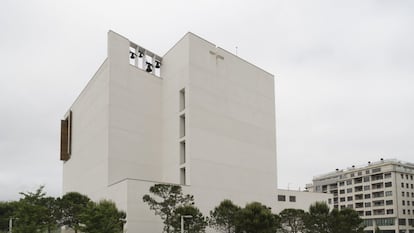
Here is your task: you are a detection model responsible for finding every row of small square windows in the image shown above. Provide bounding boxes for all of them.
[277,195,296,202]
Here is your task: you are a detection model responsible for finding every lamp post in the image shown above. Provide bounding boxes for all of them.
[180,215,193,233]
[9,217,17,233]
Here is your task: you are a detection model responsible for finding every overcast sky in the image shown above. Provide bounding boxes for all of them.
[1,0,413,200]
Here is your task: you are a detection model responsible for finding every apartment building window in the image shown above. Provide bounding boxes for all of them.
[347,204,353,209]
[340,197,345,202]
[364,185,370,191]
[365,194,371,199]
[373,200,384,207]
[289,196,296,202]
[403,200,405,206]
[411,184,413,189]
[278,195,286,202]
[403,209,406,215]
[358,171,362,176]
[346,179,352,185]
[372,174,383,181]
[347,188,353,193]
[384,172,392,179]
[363,176,370,182]
[407,183,409,188]
[402,183,405,188]
[399,218,406,226]
[339,181,344,186]
[355,186,363,192]
[339,189,345,194]
[365,202,371,207]
[373,209,385,215]
[402,174,405,179]
[373,191,384,198]
[386,209,394,214]
[376,218,394,226]
[385,182,392,187]
[347,196,353,201]
[372,168,381,173]
[403,192,405,197]
[385,191,393,197]
[365,211,372,216]
[386,200,393,205]
[355,194,363,200]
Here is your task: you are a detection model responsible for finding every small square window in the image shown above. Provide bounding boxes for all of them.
[289,196,296,202]
[278,195,286,202]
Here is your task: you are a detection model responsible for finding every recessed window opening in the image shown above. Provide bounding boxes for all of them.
[179,88,185,111]
[180,167,186,185]
[180,141,186,164]
[180,114,186,138]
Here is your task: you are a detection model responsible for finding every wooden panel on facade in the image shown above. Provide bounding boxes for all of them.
[60,119,69,161]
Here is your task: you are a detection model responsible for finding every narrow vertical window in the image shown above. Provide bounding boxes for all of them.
[179,88,185,111]
[180,141,186,164]
[180,168,186,185]
[180,114,186,138]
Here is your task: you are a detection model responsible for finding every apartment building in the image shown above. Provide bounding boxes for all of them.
[307,159,414,233]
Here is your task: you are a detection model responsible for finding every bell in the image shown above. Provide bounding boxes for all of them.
[138,52,143,58]
[146,62,153,72]
[155,61,161,69]
[130,52,137,59]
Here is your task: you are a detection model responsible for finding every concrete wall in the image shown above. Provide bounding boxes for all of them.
[62,58,110,200]
[107,31,163,185]
[275,189,333,213]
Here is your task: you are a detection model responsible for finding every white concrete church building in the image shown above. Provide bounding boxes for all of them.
[60,31,330,232]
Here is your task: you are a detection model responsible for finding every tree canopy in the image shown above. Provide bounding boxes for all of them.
[143,184,203,233]
[170,205,207,233]
[0,186,125,233]
[235,202,277,233]
[59,192,91,233]
[279,208,306,233]
[209,199,241,233]
[79,200,126,233]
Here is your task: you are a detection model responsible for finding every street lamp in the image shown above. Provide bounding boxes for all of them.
[9,217,18,233]
[180,215,193,233]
